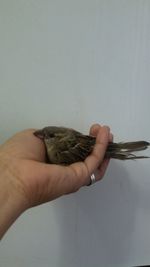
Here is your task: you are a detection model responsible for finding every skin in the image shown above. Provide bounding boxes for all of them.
[0,124,112,239]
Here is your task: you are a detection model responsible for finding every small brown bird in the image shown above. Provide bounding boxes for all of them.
[34,126,150,165]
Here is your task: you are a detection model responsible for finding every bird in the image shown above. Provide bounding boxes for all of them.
[34,126,150,165]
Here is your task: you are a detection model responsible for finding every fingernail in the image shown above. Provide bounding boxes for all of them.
[103,125,110,131]
[109,133,113,142]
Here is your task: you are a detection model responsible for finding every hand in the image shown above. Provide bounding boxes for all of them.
[0,124,112,238]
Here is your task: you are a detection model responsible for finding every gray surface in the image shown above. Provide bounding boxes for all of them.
[0,1,150,266]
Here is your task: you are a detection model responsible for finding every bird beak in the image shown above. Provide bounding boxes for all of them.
[34,129,45,139]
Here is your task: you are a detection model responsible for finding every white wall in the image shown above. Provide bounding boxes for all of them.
[0,1,150,266]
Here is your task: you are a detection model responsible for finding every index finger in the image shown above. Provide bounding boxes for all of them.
[84,126,110,176]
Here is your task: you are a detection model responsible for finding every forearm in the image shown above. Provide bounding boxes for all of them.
[0,156,27,239]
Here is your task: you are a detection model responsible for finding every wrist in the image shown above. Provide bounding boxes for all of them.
[0,154,28,239]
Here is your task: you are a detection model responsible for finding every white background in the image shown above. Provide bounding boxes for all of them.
[0,1,150,266]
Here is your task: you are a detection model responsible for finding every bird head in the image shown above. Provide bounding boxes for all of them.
[34,126,71,140]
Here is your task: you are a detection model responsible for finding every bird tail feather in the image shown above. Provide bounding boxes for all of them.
[106,141,150,160]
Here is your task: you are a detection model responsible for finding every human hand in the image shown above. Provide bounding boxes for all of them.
[0,124,112,238]
[0,124,112,207]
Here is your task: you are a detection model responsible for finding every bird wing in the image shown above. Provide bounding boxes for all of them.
[58,135,95,165]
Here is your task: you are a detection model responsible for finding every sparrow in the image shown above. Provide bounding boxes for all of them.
[34,126,150,165]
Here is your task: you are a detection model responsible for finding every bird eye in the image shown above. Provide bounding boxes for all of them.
[49,133,55,138]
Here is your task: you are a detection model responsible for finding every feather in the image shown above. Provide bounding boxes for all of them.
[106,141,150,160]
[34,127,150,165]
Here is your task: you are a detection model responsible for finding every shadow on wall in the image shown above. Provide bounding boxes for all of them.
[53,160,140,266]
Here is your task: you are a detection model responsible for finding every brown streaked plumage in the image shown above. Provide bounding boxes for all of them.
[34,126,150,165]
